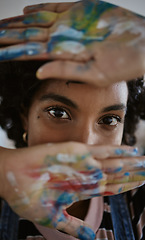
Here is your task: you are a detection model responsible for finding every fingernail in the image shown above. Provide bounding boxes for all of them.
[36,67,43,79]
[77,226,95,240]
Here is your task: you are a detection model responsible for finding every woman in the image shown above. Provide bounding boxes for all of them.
[0,60,145,240]
[0,1,145,239]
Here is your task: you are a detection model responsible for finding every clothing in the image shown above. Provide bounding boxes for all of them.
[0,186,145,240]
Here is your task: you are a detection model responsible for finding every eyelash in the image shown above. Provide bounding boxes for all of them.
[98,115,122,127]
[44,106,122,127]
[44,106,71,120]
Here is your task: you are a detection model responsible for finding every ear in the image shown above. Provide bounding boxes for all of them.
[20,105,28,132]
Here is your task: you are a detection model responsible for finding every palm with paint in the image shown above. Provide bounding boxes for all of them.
[0,0,144,86]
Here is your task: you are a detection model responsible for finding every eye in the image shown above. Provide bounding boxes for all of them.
[98,115,121,126]
[45,107,71,120]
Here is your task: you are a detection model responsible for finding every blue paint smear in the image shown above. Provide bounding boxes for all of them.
[0,29,39,40]
[46,1,118,53]
[92,169,103,180]
[21,29,40,40]
[0,16,24,28]
[56,192,75,206]
[77,225,95,240]
[0,48,25,61]
[136,171,145,176]
[47,33,110,53]
[0,30,7,37]
[0,42,42,60]
[124,172,130,176]
[115,148,139,156]
[118,187,122,193]
[114,167,122,173]
[56,212,67,227]
[115,149,125,155]
[71,1,117,34]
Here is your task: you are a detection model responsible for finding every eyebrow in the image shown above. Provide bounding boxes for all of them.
[101,104,127,113]
[39,93,78,109]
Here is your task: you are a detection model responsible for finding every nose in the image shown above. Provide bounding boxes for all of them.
[71,124,99,145]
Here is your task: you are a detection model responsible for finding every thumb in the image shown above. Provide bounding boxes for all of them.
[56,209,95,240]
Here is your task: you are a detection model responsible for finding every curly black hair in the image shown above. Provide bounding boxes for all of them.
[0,61,144,148]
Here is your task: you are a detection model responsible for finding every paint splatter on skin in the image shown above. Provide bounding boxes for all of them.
[6,171,18,187]
[0,0,144,61]
[0,28,41,40]
[9,152,104,239]
[0,11,57,28]
[115,148,139,156]
[0,42,45,60]
[6,146,145,239]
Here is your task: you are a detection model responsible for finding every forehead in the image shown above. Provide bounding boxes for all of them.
[33,79,128,106]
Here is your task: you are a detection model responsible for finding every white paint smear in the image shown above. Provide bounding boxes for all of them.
[56,153,77,163]
[6,171,17,187]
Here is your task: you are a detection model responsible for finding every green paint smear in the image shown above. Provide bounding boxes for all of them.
[38,217,52,227]
[70,1,116,34]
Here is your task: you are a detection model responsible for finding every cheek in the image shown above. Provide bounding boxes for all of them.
[100,125,124,146]
[26,112,47,146]
[27,115,72,146]
[111,127,124,145]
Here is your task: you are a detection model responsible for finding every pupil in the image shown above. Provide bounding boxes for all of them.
[103,117,113,124]
[54,109,64,117]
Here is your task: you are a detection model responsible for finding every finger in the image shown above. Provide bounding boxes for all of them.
[103,180,145,196]
[102,156,145,174]
[42,151,102,169]
[0,43,51,61]
[89,145,139,159]
[0,28,50,44]
[36,60,105,86]
[35,58,145,88]
[107,169,145,184]
[56,209,96,240]
[0,11,57,29]
[24,2,75,14]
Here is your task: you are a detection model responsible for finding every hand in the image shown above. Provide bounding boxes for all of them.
[0,1,144,86]
[0,142,145,239]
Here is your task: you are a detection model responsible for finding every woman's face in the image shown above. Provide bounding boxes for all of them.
[23,80,128,146]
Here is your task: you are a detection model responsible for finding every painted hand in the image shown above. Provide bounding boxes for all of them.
[1,142,145,239]
[0,1,145,85]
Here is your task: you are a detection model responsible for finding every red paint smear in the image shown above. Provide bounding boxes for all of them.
[103,191,114,196]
